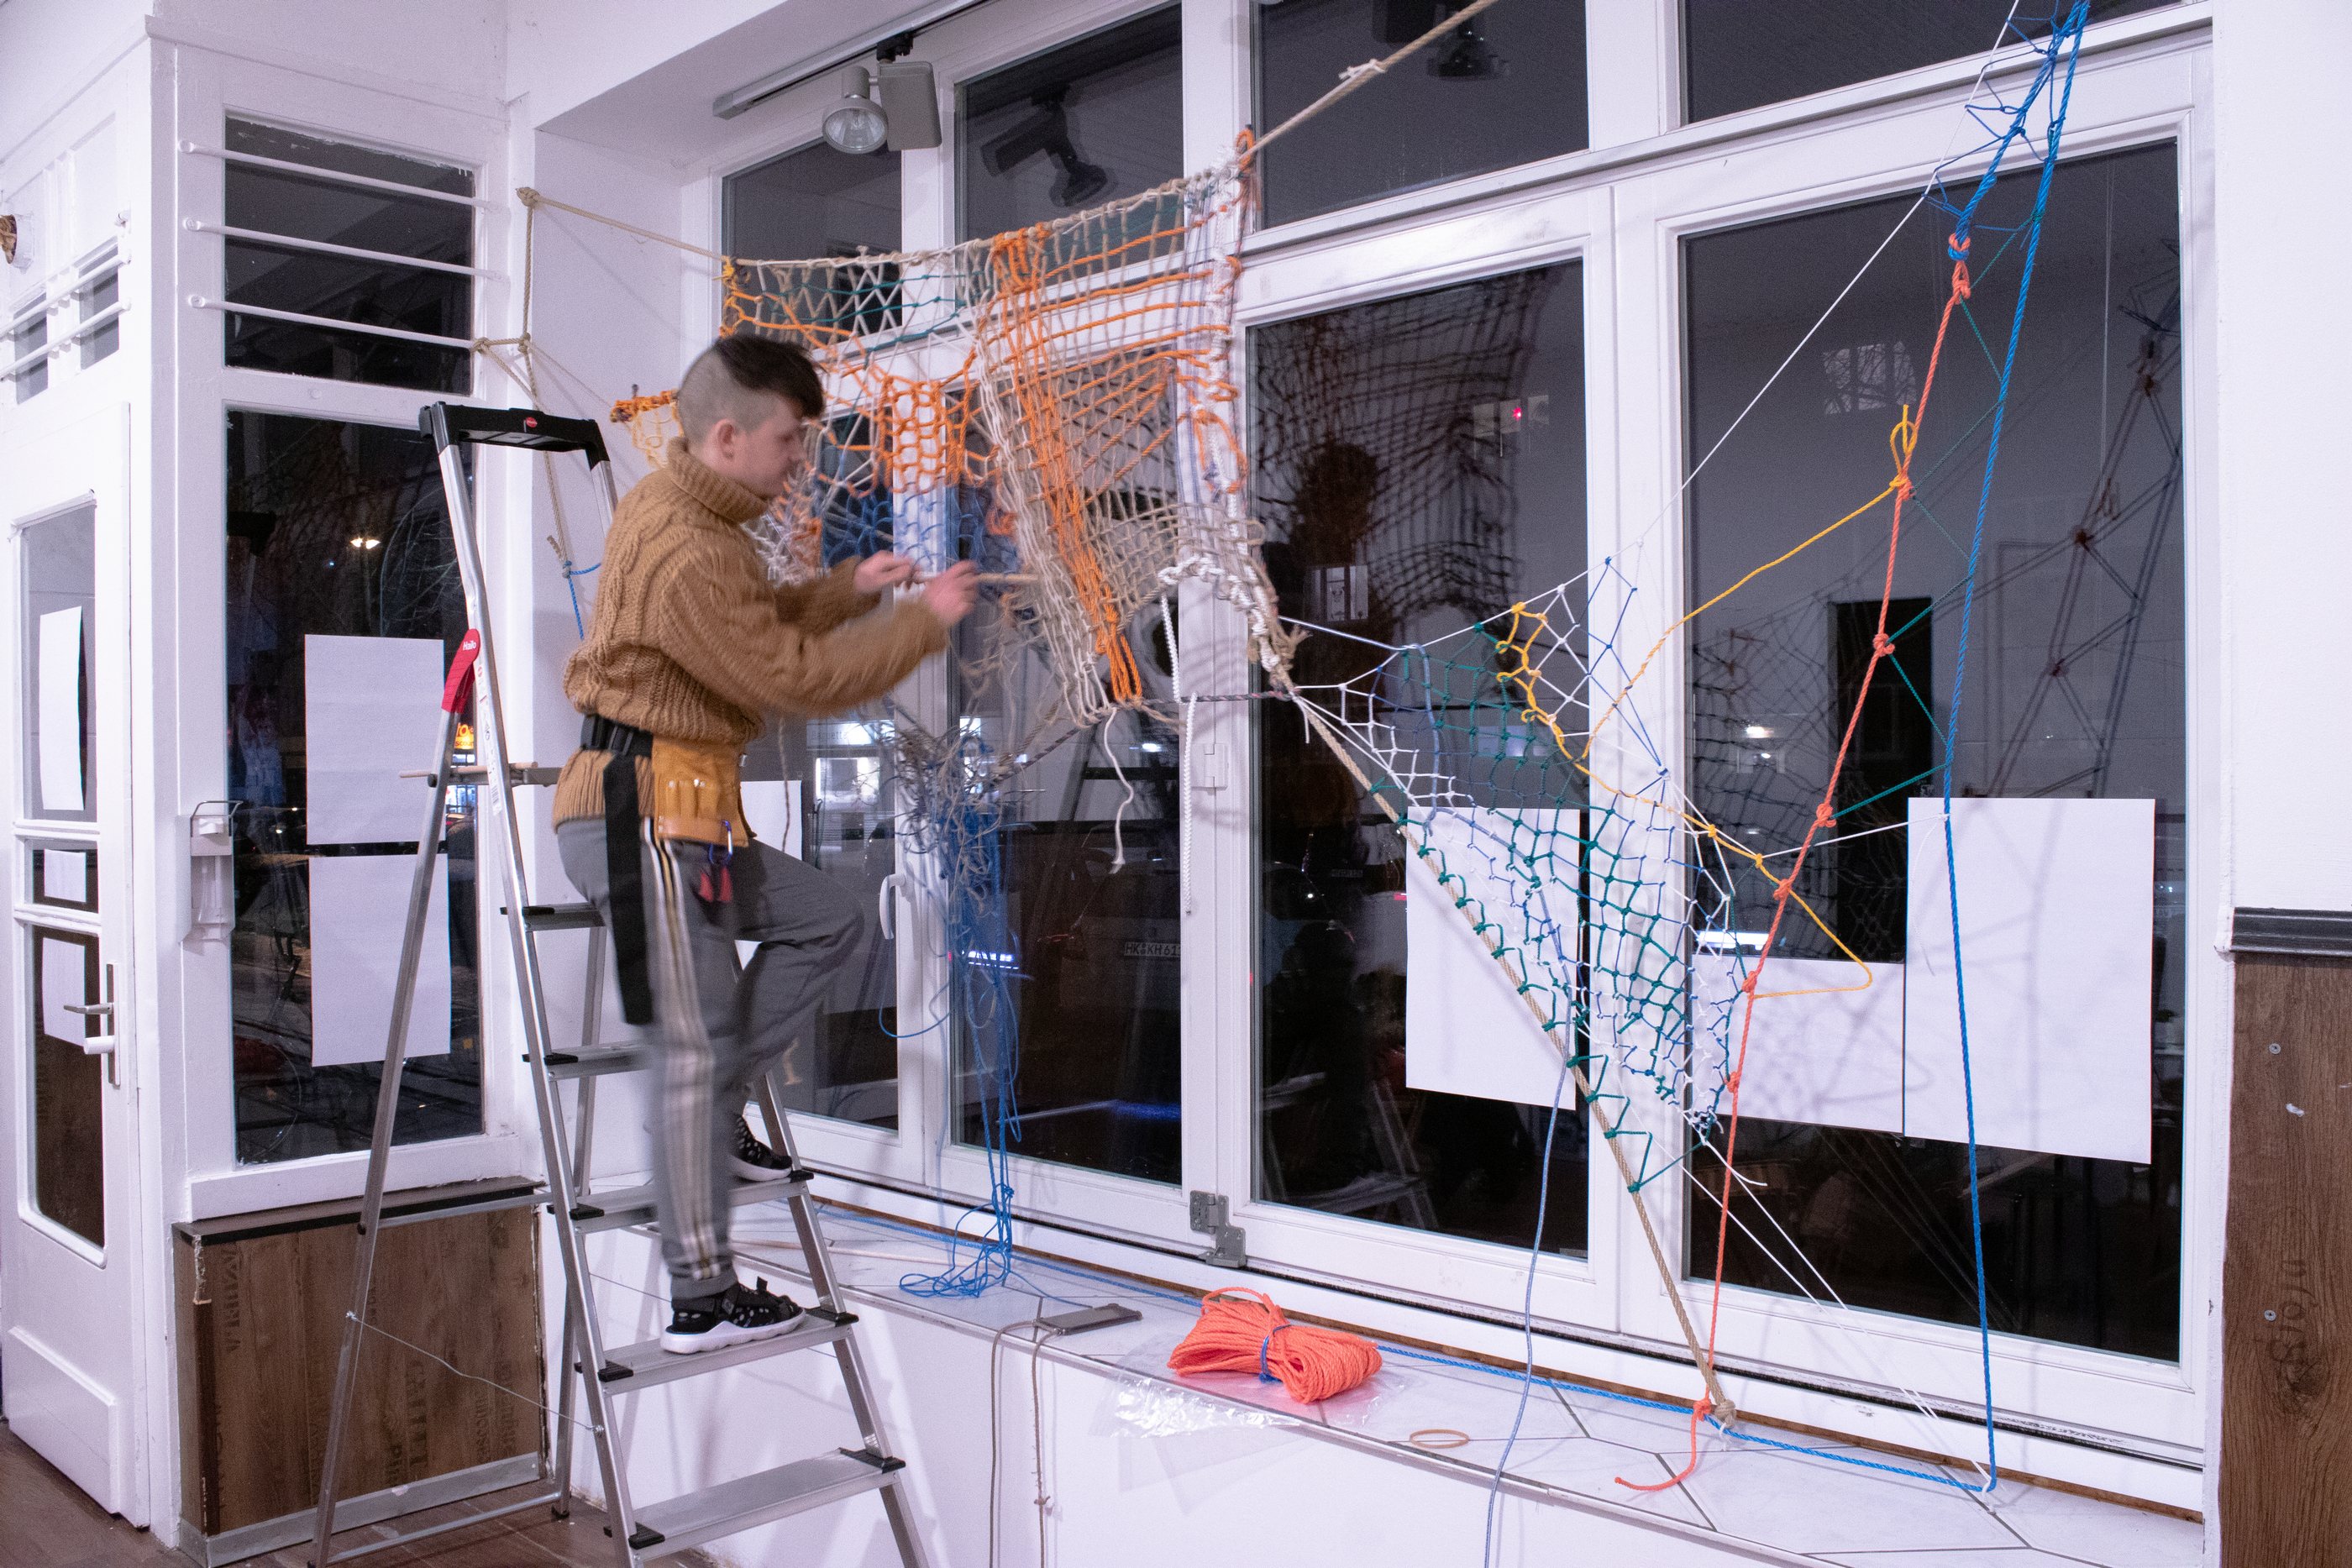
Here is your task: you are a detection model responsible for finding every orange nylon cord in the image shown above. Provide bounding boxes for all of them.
[1166,1288,1383,1404]
[1652,238,1977,1492]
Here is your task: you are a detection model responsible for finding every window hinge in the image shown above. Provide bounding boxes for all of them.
[1188,1190,1247,1268]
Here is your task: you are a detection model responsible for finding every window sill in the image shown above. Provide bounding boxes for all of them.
[183,1130,536,1221]
[726,1196,2205,1562]
[795,1164,2206,1513]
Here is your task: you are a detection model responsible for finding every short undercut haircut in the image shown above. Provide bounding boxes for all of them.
[675,334,825,443]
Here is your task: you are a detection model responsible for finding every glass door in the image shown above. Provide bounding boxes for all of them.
[3,404,144,1518]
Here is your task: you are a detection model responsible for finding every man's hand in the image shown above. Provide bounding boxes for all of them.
[853,551,918,594]
[921,560,981,627]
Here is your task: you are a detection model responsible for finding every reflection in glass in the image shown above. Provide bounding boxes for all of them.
[1682,0,2171,124]
[958,8,1182,249]
[1683,146,2184,1358]
[225,412,482,1163]
[30,926,104,1248]
[221,118,473,393]
[1256,0,1588,226]
[1252,264,1589,1252]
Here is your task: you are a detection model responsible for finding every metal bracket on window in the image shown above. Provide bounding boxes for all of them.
[1188,1190,1247,1268]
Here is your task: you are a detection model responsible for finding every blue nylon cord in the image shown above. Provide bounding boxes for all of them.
[1933,0,2088,1496]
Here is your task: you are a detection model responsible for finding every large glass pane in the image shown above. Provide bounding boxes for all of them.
[1683,1,2171,124]
[1255,0,1588,227]
[224,412,483,1163]
[29,925,104,1247]
[221,118,474,393]
[954,639,1184,1186]
[1252,262,1589,1252]
[722,141,905,338]
[958,8,1182,244]
[22,504,94,824]
[1682,145,2184,1357]
[725,142,900,260]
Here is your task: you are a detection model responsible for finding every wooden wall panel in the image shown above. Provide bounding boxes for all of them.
[175,1189,542,1535]
[2219,952,2352,1566]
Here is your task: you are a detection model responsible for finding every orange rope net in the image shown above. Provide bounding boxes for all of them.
[616,163,1289,731]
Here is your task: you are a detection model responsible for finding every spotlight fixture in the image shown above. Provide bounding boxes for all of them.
[822,66,890,155]
[980,86,1110,209]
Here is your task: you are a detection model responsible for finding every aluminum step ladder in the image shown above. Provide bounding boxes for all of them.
[307,402,929,1568]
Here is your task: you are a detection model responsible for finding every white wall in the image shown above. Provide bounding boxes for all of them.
[0,0,148,163]
[149,0,507,104]
[2213,0,2352,917]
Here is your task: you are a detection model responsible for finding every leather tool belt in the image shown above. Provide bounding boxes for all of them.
[578,714,744,1025]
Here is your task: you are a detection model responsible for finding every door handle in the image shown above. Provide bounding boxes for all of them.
[62,966,120,1087]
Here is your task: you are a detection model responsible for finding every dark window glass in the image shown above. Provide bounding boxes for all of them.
[958,8,1183,245]
[1255,0,1588,226]
[10,308,46,401]
[1252,263,1589,1253]
[30,925,105,1247]
[226,118,476,197]
[1683,1,2172,123]
[722,142,906,338]
[951,432,1182,1184]
[221,118,473,393]
[225,412,482,1163]
[1683,145,2184,1357]
[75,246,120,368]
[725,141,900,260]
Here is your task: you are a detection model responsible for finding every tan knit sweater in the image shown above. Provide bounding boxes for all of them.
[552,438,947,826]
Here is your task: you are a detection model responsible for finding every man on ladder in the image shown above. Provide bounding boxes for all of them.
[554,333,977,1353]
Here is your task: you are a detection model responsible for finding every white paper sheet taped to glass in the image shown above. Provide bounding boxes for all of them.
[1403,807,1581,1109]
[308,852,453,1067]
[304,634,447,846]
[38,606,85,812]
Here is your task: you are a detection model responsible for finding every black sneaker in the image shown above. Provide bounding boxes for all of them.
[728,1117,796,1183]
[660,1277,803,1355]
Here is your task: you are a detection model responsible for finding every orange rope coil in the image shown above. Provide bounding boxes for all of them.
[1166,1288,1382,1404]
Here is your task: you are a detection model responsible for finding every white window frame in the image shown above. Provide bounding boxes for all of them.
[672,0,2218,1495]
[160,45,534,1219]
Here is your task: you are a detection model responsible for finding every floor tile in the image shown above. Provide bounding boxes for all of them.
[1504,1434,1718,1528]
[1975,1481,2203,1567]
[1675,1442,2018,1556]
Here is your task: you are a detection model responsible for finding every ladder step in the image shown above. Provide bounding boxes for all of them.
[574,1172,810,1234]
[517,901,604,931]
[592,1308,857,1391]
[629,1449,904,1558]
[541,1042,648,1080]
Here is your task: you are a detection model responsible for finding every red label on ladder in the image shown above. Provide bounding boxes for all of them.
[442,630,481,714]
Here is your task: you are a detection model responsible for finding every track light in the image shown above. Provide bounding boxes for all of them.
[822,67,890,155]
